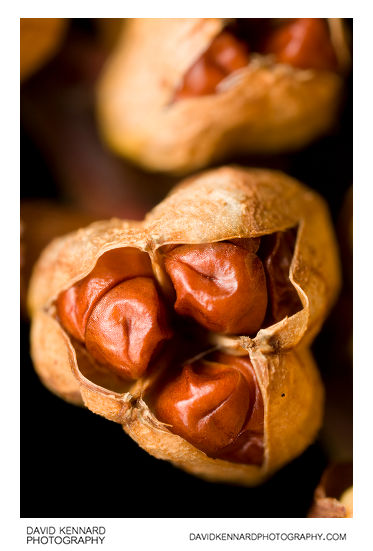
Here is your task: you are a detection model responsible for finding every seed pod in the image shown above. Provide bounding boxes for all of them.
[146,167,340,353]
[28,167,338,484]
[97,18,350,173]
[20,18,68,81]
[308,463,353,518]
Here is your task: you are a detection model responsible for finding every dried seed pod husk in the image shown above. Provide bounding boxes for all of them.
[81,347,323,486]
[29,219,148,405]
[28,167,336,483]
[147,166,341,353]
[20,200,97,319]
[31,288,325,485]
[97,18,350,174]
[308,463,353,518]
[20,18,68,82]
[122,347,323,485]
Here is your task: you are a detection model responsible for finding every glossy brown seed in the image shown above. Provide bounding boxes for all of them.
[207,30,250,73]
[56,247,152,341]
[174,31,249,100]
[164,242,267,335]
[154,352,264,464]
[85,277,173,380]
[261,18,338,71]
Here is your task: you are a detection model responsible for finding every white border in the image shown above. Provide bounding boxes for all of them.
[2,2,370,549]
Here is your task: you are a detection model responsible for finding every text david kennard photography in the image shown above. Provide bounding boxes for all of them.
[26,526,106,545]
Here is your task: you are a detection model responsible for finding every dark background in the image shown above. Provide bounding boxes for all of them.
[21,19,352,518]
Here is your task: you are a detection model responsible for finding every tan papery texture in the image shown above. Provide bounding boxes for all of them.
[97,18,349,173]
[308,463,353,518]
[28,167,338,484]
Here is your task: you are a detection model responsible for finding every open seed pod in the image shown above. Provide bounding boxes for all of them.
[146,166,341,353]
[97,18,350,174]
[28,167,338,484]
[20,18,67,82]
[308,463,353,518]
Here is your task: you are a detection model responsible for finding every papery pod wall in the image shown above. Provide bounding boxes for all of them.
[97,18,350,173]
[28,167,340,485]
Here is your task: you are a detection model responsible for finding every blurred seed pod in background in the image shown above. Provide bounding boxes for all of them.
[20,18,68,81]
[308,463,353,518]
[97,18,350,174]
